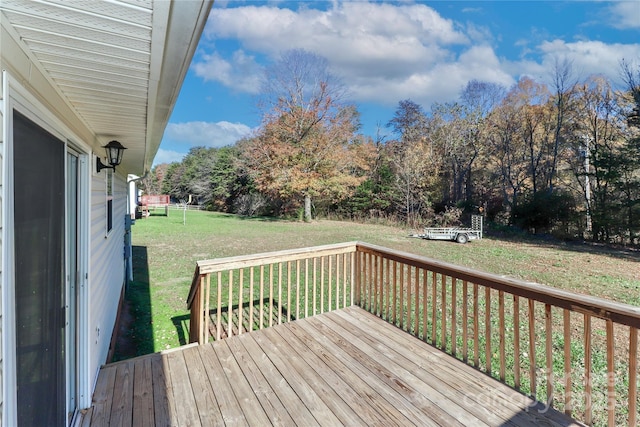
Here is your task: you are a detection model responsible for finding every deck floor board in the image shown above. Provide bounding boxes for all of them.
[86,306,582,426]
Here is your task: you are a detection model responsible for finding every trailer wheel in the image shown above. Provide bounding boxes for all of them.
[456,233,469,244]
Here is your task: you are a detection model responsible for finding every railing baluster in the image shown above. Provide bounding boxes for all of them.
[629,327,638,427]
[499,290,505,381]
[363,253,368,311]
[204,274,210,344]
[422,269,428,342]
[304,259,309,318]
[313,257,317,316]
[432,271,437,346]
[195,280,203,343]
[269,264,274,328]
[336,254,341,310]
[228,270,234,337]
[585,314,592,426]
[442,274,447,351]
[320,256,325,314]
[399,263,405,330]
[451,277,457,356]
[217,271,222,340]
[296,260,300,320]
[606,319,615,427]
[405,265,411,331]
[414,266,419,337]
[369,254,375,315]
[473,283,479,368]
[342,254,353,307]
[545,304,553,407]
[343,253,348,308]
[328,256,333,313]
[513,295,520,389]
[238,269,244,335]
[249,267,254,332]
[351,251,356,307]
[385,258,391,322]
[287,261,291,323]
[372,254,378,315]
[462,280,468,362]
[392,261,398,326]
[485,287,491,375]
[378,255,384,317]
[278,262,283,324]
[529,299,536,398]
[259,266,264,330]
[563,309,572,416]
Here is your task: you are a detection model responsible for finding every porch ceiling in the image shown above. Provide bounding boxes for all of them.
[0,0,212,175]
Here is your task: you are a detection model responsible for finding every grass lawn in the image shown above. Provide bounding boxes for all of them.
[115,209,640,358]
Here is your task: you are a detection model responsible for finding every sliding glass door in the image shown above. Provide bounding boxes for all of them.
[13,110,66,426]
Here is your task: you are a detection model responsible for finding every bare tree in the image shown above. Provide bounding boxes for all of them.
[548,57,577,193]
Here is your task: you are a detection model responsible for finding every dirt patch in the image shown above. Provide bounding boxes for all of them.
[112,298,137,361]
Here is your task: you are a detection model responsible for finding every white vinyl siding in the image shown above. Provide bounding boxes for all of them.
[89,170,126,380]
[0,78,4,422]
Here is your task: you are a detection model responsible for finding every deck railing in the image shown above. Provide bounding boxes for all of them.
[187,241,640,427]
[187,242,357,343]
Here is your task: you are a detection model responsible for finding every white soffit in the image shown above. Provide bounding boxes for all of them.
[1,0,212,174]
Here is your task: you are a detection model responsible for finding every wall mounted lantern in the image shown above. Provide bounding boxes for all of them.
[96,140,127,173]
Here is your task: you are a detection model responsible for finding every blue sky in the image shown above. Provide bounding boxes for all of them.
[155,0,640,165]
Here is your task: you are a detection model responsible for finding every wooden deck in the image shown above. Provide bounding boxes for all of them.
[83,307,582,426]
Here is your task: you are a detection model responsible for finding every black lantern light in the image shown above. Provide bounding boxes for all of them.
[96,140,127,173]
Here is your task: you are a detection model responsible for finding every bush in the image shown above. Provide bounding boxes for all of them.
[234,193,269,217]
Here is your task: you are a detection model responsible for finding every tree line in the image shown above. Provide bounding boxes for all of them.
[140,50,640,245]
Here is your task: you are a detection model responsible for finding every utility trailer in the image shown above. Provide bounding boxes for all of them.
[409,215,483,244]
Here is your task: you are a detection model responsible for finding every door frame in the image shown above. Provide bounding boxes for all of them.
[1,72,92,425]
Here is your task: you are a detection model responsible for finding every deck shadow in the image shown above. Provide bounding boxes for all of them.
[112,245,154,361]
[173,299,295,344]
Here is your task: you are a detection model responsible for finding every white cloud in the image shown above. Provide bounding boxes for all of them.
[201,2,518,106]
[164,121,253,148]
[192,50,262,94]
[153,149,186,166]
[607,2,640,29]
[206,3,467,67]
[536,40,640,84]
[346,44,515,107]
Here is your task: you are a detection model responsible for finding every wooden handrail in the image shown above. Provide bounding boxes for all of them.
[355,242,640,328]
[186,241,358,306]
[187,241,639,426]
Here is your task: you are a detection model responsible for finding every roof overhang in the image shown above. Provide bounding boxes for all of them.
[0,0,213,175]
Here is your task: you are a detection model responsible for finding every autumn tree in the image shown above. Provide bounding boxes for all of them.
[139,163,168,195]
[243,49,371,221]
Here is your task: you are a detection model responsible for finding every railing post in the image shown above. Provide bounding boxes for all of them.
[198,276,206,344]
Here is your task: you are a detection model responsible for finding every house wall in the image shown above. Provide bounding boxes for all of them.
[0,68,4,424]
[1,14,130,420]
[89,171,127,380]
